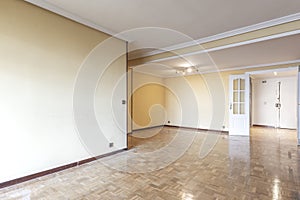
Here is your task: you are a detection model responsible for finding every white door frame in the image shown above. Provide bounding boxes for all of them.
[229,74,250,136]
[245,73,250,135]
[297,66,300,145]
[244,66,299,144]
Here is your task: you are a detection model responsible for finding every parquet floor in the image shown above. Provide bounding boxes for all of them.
[0,126,299,199]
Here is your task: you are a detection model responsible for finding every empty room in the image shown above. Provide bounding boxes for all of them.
[0,0,300,199]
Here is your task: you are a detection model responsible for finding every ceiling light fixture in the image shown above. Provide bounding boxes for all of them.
[180,63,193,68]
[175,67,194,75]
[274,71,277,76]
[187,68,193,73]
[180,64,189,68]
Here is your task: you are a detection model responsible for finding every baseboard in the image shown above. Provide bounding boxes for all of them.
[164,125,229,134]
[132,125,164,132]
[252,124,296,130]
[0,148,126,189]
[252,124,275,128]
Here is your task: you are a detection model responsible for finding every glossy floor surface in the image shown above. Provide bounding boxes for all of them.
[0,127,299,199]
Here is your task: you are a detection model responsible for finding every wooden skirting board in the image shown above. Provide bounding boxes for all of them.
[131,125,164,132]
[164,125,229,134]
[252,124,296,130]
[0,149,126,189]
[1,125,229,189]
[132,124,229,134]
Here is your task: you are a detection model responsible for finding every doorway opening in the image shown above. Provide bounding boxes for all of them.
[250,69,297,130]
[245,67,299,145]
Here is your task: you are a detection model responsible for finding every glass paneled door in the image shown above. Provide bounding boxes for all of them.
[229,75,250,136]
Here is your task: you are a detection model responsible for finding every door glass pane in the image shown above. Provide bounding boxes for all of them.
[240,79,245,90]
[233,79,239,90]
[233,103,239,114]
[240,103,245,114]
[240,91,245,102]
[233,92,239,102]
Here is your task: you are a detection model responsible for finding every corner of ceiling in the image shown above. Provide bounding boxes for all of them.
[24,0,130,42]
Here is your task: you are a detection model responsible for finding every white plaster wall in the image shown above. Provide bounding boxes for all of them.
[252,76,297,129]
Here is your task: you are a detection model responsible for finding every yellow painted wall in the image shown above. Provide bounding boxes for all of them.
[0,0,126,183]
[133,84,165,127]
[131,72,166,130]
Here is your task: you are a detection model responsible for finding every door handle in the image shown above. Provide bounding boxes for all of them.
[230,103,232,110]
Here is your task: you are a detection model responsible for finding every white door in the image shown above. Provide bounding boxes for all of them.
[229,75,250,136]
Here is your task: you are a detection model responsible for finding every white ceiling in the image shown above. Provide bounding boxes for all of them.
[29,0,300,57]
[134,34,300,77]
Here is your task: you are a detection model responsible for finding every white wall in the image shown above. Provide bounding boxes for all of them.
[280,76,297,129]
[252,76,297,129]
[0,1,126,183]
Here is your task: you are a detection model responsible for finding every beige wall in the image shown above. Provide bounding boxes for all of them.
[164,73,223,129]
[131,72,166,130]
[0,0,126,183]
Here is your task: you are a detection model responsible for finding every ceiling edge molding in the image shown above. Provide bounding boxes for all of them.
[132,69,164,78]
[200,60,300,75]
[141,30,300,64]
[248,66,298,78]
[130,13,300,59]
[24,0,129,42]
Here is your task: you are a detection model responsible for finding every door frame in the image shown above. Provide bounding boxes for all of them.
[244,66,299,144]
